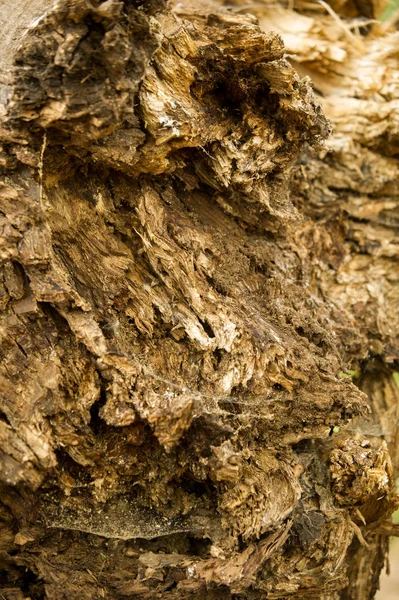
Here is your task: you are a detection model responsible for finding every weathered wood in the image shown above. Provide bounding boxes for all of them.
[0,0,398,598]
[0,1,55,84]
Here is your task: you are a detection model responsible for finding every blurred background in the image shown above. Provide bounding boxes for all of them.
[377,536,399,599]
[374,2,399,596]
[380,0,399,19]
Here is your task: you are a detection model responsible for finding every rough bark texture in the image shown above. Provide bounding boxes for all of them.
[0,0,398,599]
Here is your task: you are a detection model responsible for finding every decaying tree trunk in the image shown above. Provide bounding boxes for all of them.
[0,0,398,598]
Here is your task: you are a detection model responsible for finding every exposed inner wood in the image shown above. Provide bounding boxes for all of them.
[0,1,398,599]
[0,0,55,86]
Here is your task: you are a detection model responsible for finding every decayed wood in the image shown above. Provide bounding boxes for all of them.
[0,0,398,598]
[0,0,56,87]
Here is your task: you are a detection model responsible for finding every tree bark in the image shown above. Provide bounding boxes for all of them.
[0,1,398,599]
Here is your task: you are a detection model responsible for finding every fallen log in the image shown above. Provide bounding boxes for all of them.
[0,1,398,598]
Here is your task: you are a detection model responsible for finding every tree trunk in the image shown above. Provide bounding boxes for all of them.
[0,1,398,599]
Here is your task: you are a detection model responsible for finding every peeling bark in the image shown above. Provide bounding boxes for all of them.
[0,1,398,599]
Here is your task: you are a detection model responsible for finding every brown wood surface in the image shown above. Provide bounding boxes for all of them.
[0,1,398,598]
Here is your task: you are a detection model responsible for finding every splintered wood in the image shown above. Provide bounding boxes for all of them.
[0,0,398,598]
